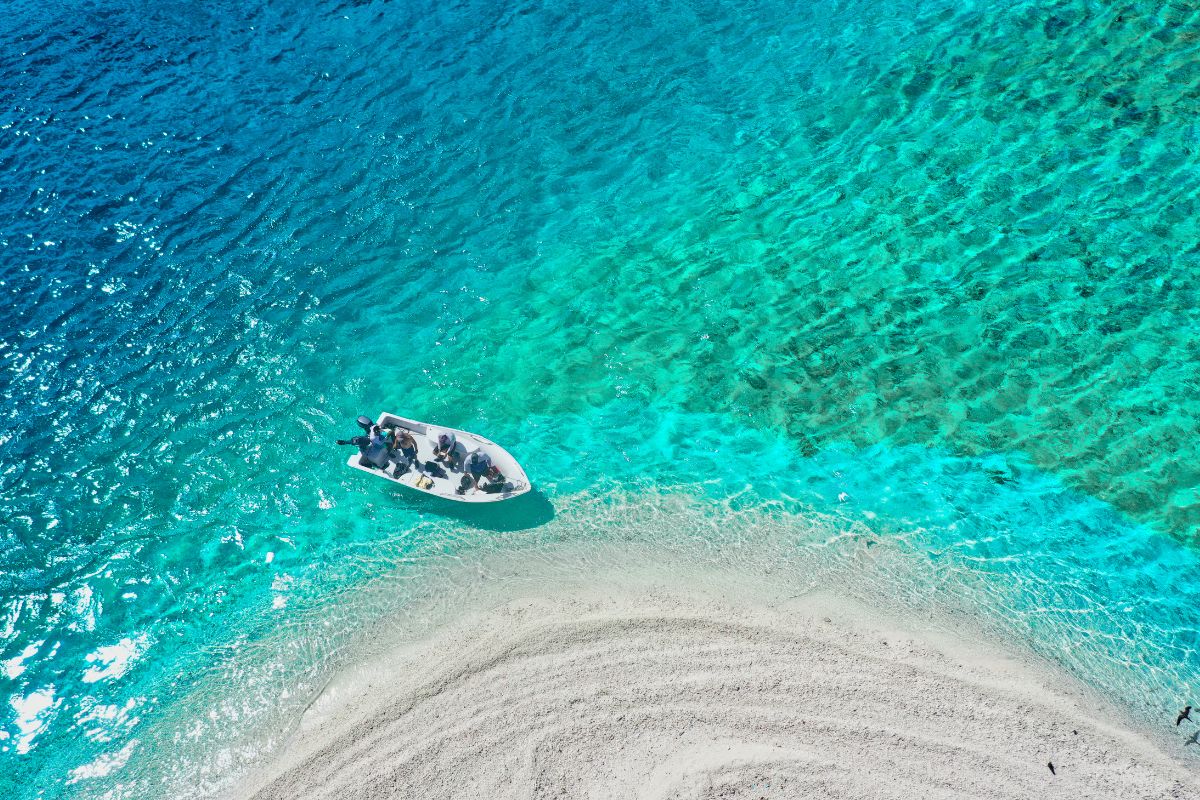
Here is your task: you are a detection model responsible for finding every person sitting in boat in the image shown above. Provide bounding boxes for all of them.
[480,464,508,493]
[388,428,421,478]
[336,432,371,459]
[432,432,464,472]
[462,449,493,491]
[337,422,391,469]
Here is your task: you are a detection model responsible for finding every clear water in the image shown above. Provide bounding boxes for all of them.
[2,0,1200,796]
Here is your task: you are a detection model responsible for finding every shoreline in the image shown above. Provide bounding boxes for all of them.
[236,558,1198,800]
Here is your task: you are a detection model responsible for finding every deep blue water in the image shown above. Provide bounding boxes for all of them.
[2,0,1200,796]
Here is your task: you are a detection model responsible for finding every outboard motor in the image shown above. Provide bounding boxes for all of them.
[356,415,373,434]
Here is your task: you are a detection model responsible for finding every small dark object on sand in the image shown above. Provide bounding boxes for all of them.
[1177,706,1193,726]
[1047,762,1055,775]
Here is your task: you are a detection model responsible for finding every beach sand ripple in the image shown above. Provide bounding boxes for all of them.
[241,586,1197,800]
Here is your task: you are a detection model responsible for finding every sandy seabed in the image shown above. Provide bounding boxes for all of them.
[238,570,1198,800]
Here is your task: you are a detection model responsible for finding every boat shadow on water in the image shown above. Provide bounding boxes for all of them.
[389,485,556,532]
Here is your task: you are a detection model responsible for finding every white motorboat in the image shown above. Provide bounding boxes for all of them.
[344,412,531,503]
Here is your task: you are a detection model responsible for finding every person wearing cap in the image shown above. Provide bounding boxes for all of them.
[462,449,493,492]
[432,432,463,471]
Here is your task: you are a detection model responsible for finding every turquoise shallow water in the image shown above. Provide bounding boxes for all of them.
[2,0,1200,796]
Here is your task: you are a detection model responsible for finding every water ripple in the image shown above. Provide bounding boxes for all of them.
[3,0,1200,796]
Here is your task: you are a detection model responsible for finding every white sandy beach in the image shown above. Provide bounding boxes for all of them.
[238,568,1198,800]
